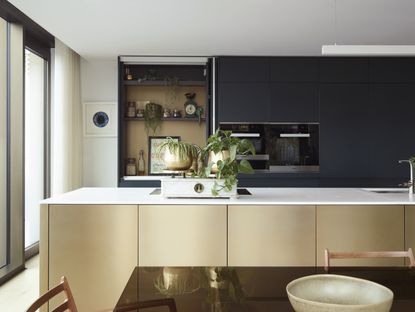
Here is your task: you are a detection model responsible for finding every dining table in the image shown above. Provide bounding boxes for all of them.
[113,266,415,312]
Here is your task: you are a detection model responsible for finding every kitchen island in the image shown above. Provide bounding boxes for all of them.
[40,187,415,311]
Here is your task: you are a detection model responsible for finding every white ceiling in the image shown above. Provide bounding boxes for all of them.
[8,0,415,59]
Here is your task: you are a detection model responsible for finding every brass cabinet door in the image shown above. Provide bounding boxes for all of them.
[405,206,415,265]
[317,205,404,266]
[228,205,316,266]
[48,205,138,312]
[139,205,227,266]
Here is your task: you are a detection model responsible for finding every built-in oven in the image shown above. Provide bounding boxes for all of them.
[219,123,269,171]
[220,123,319,173]
[265,123,319,173]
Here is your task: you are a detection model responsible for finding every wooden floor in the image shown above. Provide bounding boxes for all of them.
[0,255,39,312]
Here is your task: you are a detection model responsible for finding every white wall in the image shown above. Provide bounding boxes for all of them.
[80,58,118,186]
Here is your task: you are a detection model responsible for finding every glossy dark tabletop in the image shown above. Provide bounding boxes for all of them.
[114,267,415,312]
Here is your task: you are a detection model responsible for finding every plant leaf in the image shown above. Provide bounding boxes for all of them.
[238,159,254,174]
[229,145,237,161]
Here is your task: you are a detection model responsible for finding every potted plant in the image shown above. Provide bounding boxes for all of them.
[199,129,256,196]
[144,102,162,134]
[157,137,201,171]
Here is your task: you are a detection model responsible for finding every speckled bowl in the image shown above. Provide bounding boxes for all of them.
[286,274,393,312]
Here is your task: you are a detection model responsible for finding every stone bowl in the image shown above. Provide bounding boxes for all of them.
[286,274,393,312]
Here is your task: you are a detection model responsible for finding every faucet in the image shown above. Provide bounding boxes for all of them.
[398,160,414,194]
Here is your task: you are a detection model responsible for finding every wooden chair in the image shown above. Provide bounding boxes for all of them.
[26,276,78,312]
[114,298,177,312]
[324,248,415,271]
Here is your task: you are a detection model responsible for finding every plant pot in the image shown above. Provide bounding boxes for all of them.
[209,150,230,174]
[163,149,193,171]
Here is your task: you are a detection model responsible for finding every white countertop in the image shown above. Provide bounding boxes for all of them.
[41,187,415,205]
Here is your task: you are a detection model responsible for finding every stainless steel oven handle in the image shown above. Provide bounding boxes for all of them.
[280,133,311,138]
[231,133,261,137]
[236,154,269,160]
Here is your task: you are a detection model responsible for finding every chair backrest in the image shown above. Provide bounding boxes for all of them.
[324,248,415,271]
[26,276,78,312]
[115,298,177,312]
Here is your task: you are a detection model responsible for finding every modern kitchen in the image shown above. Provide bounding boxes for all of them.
[1,1,415,312]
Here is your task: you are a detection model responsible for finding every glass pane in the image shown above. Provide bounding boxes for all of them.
[24,49,45,248]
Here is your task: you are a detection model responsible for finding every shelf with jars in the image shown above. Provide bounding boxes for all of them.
[118,57,212,186]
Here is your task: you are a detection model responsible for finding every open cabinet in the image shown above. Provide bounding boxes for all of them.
[118,56,214,187]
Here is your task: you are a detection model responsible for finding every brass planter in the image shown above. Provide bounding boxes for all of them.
[209,150,230,174]
[163,149,193,171]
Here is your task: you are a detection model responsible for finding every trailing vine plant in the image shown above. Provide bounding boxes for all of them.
[199,129,256,196]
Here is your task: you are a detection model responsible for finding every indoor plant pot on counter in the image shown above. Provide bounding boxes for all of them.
[160,129,256,198]
[157,137,200,171]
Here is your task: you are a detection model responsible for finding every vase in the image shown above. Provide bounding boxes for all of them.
[163,149,193,171]
[208,150,230,174]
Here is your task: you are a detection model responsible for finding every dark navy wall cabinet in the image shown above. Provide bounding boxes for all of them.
[270,57,319,82]
[218,57,269,82]
[218,82,269,122]
[368,83,415,178]
[369,58,415,83]
[319,58,369,83]
[319,84,370,178]
[216,56,415,187]
[269,83,319,122]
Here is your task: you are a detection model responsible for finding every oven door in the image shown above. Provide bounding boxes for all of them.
[266,124,319,173]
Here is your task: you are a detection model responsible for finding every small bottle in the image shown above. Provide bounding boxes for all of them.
[138,150,145,176]
[127,102,136,117]
[126,158,137,176]
[125,68,133,80]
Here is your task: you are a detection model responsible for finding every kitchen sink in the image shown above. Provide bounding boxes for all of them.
[362,188,408,194]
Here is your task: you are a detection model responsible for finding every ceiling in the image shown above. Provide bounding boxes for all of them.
[8,0,415,59]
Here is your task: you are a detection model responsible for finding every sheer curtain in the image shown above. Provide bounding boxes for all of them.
[51,39,82,195]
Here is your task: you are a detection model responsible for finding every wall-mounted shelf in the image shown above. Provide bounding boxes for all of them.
[123,80,206,86]
[125,117,206,122]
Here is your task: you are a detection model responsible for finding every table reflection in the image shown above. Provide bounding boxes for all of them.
[115,267,415,312]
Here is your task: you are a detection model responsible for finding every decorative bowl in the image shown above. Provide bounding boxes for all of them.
[286,274,393,312]
[163,149,193,171]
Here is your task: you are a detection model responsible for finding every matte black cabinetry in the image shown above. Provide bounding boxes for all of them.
[319,58,369,83]
[270,57,319,82]
[218,57,269,82]
[369,58,415,83]
[217,56,415,187]
[368,84,415,178]
[218,57,319,122]
[218,83,269,122]
[269,83,319,122]
[319,84,370,178]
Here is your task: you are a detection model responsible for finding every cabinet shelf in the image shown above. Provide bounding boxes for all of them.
[125,116,206,122]
[123,80,206,86]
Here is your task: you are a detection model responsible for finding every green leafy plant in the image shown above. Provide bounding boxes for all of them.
[410,156,415,165]
[199,129,255,196]
[157,137,200,161]
[143,102,162,135]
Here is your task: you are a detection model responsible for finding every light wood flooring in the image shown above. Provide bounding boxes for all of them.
[0,255,39,312]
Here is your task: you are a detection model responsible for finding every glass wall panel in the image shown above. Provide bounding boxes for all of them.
[24,49,45,248]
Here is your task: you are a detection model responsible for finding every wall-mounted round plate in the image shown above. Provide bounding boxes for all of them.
[93,111,109,128]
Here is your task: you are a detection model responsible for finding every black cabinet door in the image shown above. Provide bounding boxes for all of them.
[370,58,415,83]
[270,57,319,82]
[218,83,269,122]
[320,58,369,83]
[368,84,415,178]
[319,84,370,177]
[269,83,319,122]
[218,57,269,82]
